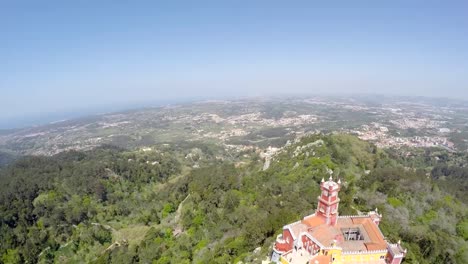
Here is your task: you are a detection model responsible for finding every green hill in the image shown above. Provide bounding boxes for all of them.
[1,134,467,263]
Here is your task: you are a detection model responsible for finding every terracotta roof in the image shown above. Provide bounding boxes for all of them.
[308,224,342,247]
[302,214,326,227]
[360,218,386,251]
[293,214,387,252]
[288,222,309,239]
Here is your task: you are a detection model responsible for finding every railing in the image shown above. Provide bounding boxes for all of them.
[342,249,388,255]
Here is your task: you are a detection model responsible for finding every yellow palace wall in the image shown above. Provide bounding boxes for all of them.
[327,248,387,263]
[279,248,387,264]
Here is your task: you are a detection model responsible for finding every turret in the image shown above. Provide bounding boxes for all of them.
[316,177,341,225]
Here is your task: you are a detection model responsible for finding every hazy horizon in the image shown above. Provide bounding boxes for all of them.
[2,2,468,127]
[1,93,467,130]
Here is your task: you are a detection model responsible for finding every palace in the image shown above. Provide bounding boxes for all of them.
[271,177,406,264]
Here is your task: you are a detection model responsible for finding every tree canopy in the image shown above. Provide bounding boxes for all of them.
[0,134,467,263]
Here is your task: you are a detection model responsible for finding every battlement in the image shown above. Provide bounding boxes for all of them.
[342,249,388,255]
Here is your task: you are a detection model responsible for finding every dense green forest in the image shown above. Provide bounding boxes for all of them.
[0,151,16,167]
[1,135,467,263]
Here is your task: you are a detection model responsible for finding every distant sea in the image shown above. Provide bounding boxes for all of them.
[0,98,198,130]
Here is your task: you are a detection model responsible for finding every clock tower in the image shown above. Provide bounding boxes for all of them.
[316,176,341,225]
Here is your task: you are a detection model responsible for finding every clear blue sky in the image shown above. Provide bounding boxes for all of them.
[1,1,468,127]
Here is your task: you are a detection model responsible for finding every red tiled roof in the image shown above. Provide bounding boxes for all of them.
[361,218,387,251]
[291,214,387,252]
[302,215,326,227]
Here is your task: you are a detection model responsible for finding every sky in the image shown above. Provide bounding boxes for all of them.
[1,1,468,128]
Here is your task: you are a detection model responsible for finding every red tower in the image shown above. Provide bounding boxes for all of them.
[316,177,341,225]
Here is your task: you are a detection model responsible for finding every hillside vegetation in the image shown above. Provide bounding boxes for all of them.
[0,135,467,263]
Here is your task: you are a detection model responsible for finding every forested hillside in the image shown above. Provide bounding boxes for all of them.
[0,151,16,167]
[1,135,467,263]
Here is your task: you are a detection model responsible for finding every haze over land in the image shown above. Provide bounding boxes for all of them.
[1,95,467,157]
[2,1,468,126]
